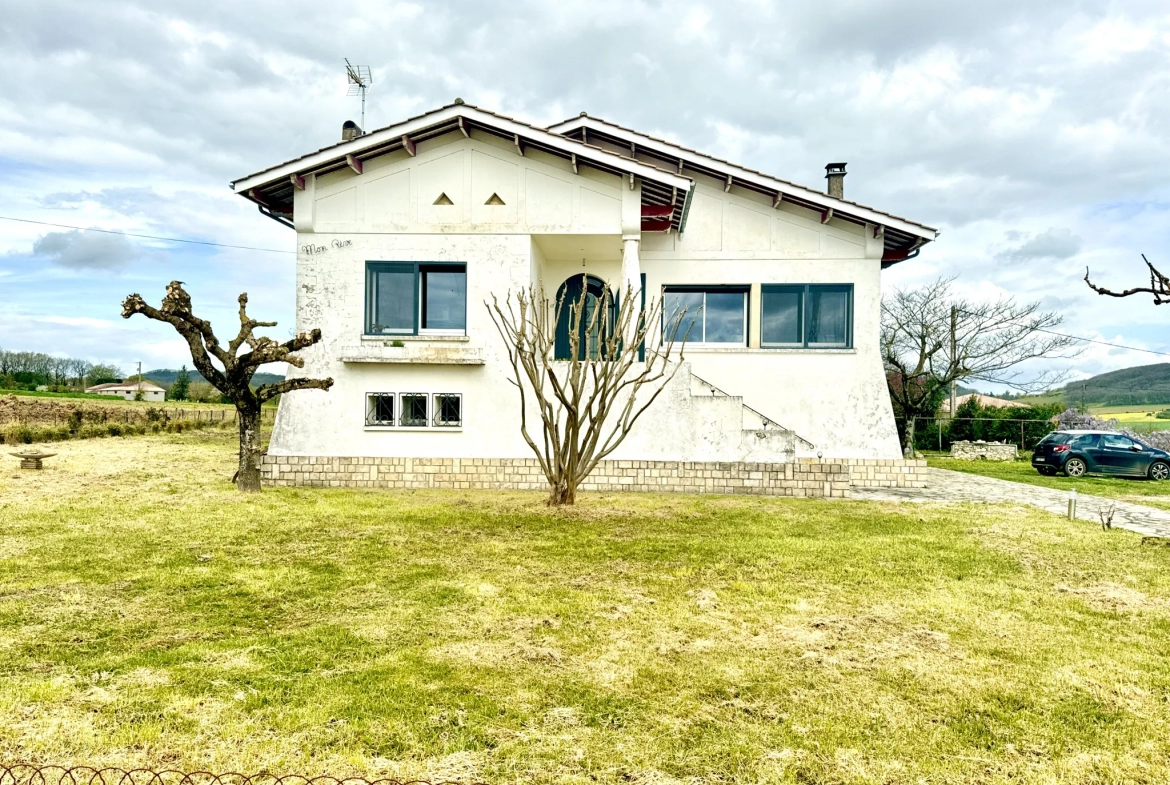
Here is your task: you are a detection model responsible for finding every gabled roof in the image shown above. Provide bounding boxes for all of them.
[548,113,937,262]
[231,102,937,261]
[86,381,165,393]
[232,102,694,233]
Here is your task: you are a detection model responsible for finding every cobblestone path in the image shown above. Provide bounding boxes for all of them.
[853,467,1170,539]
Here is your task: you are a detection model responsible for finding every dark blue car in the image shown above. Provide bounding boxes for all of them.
[1032,430,1170,480]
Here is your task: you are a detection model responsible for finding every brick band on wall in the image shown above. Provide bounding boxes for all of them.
[262,456,855,497]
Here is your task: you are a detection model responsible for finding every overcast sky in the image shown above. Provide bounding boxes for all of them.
[1,0,1168,390]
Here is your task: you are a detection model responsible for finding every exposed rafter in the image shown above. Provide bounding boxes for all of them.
[458,117,469,138]
[821,207,834,224]
[772,192,783,209]
[514,133,524,156]
[570,153,578,174]
[401,135,417,156]
[290,173,305,191]
[346,154,362,175]
[724,174,733,193]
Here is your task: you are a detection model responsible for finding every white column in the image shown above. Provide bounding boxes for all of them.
[621,236,641,301]
[620,235,641,348]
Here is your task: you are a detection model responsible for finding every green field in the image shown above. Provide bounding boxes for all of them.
[4,431,1170,783]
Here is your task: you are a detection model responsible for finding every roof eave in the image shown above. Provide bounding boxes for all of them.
[549,115,937,244]
[232,104,692,196]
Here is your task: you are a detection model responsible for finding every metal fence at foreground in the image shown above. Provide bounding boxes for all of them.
[0,764,479,785]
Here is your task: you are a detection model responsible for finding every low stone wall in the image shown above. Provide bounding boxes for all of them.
[950,441,1018,461]
[262,456,850,498]
[826,458,929,489]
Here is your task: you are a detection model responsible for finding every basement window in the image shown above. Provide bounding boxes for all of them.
[662,286,748,346]
[366,262,467,336]
[761,284,853,348]
[365,393,395,427]
[400,393,429,427]
[433,393,462,427]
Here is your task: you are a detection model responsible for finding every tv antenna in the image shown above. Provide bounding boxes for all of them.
[345,59,372,129]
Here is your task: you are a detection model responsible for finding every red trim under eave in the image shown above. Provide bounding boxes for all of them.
[641,204,674,218]
[881,248,916,264]
[641,218,672,232]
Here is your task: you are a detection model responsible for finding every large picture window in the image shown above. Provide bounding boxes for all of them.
[366,262,467,336]
[663,286,748,346]
[761,284,853,348]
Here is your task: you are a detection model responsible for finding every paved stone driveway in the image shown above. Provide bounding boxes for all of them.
[853,467,1170,539]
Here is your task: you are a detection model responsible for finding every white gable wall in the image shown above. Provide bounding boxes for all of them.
[640,176,898,457]
[273,132,902,461]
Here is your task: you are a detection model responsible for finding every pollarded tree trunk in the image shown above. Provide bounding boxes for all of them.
[122,281,332,493]
[236,403,264,492]
[902,414,917,458]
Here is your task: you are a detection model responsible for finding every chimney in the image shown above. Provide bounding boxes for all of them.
[342,120,362,142]
[825,162,847,199]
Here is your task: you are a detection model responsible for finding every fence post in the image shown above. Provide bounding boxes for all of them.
[938,419,942,452]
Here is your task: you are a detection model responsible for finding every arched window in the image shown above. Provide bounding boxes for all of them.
[554,274,615,360]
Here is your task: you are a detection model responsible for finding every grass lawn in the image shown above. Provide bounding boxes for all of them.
[928,457,1170,511]
[4,433,1170,783]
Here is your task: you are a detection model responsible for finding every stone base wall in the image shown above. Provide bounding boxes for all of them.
[950,441,1018,461]
[828,458,929,489]
[262,456,850,498]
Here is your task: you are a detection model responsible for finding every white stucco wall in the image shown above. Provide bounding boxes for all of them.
[270,132,904,462]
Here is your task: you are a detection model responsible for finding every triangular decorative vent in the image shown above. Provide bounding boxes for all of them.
[484,192,506,206]
[433,192,454,205]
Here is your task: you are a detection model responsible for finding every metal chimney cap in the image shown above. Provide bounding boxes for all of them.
[825,162,848,176]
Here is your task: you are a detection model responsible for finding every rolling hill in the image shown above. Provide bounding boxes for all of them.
[1060,363,1170,407]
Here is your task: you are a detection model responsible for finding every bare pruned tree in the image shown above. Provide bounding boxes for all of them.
[123,281,333,492]
[1086,254,1170,304]
[486,279,687,505]
[882,277,1079,456]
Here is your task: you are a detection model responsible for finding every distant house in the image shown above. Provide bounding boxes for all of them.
[945,393,1027,415]
[85,381,166,402]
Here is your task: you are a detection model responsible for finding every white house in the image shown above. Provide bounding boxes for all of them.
[231,102,937,493]
[85,380,166,402]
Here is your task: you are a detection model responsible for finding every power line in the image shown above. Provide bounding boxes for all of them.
[954,306,1170,358]
[0,215,294,255]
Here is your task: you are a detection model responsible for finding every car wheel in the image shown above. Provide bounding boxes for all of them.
[1150,461,1170,481]
[1064,457,1087,478]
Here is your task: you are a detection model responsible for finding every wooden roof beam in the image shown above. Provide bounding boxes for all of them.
[724,174,733,193]
[290,173,305,191]
[821,207,834,224]
[514,134,524,156]
[401,135,417,156]
[346,154,363,175]
[772,192,783,209]
[458,117,469,138]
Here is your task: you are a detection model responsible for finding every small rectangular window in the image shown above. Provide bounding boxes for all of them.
[663,287,747,346]
[433,393,462,427]
[761,284,852,349]
[400,393,428,427]
[366,393,395,427]
[365,262,466,335]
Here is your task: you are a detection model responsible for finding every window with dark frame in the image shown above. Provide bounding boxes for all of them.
[400,393,429,427]
[366,262,467,336]
[761,284,853,349]
[662,286,748,346]
[433,393,462,427]
[365,393,395,427]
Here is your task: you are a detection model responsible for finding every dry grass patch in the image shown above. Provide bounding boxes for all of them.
[4,431,1170,783]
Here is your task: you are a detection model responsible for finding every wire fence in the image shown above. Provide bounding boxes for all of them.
[896,416,1059,452]
[0,764,477,785]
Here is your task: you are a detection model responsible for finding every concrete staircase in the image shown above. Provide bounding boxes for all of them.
[622,363,814,463]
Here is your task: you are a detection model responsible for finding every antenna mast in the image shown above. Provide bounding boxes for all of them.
[344,59,372,129]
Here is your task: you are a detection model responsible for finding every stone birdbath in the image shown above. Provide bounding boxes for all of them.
[8,449,57,470]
